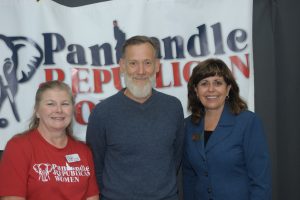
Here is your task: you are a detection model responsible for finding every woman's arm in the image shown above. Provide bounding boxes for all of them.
[86,195,99,200]
[0,196,26,200]
[244,114,272,200]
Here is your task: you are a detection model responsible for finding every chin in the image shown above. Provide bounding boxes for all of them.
[126,80,152,98]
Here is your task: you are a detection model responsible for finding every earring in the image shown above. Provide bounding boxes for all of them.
[226,95,229,100]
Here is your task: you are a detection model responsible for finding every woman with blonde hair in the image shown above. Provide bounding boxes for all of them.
[0,80,99,200]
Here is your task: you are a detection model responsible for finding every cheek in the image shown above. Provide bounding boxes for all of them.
[145,66,156,74]
[195,87,204,97]
[195,89,205,101]
[126,69,136,76]
[71,107,75,114]
[66,108,74,116]
[221,87,230,96]
[36,108,47,117]
[198,96,206,103]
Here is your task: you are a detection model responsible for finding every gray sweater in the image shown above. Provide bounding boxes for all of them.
[86,89,184,200]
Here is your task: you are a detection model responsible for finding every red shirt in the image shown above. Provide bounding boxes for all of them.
[0,129,99,200]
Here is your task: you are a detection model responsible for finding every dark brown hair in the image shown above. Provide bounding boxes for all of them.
[188,58,247,124]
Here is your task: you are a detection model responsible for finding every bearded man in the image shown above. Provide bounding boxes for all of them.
[86,35,184,200]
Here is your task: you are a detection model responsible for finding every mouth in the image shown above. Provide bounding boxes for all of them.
[51,117,65,121]
[206,95,218,99]
[133,76,149,81]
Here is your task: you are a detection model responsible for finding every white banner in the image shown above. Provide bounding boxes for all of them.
[0,0,254,149]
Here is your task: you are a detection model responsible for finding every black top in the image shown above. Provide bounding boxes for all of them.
[204,130,213,146]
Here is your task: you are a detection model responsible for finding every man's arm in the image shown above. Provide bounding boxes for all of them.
[174,102,185,172]
[86,108,106,190]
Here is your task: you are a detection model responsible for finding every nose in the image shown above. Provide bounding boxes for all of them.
[137,63,146,74]
[208,83,215,91]
[55,105,63,113]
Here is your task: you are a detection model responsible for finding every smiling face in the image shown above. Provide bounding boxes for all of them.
[195,75,231,113]
[36,88,73,134]
[120,42,159,100]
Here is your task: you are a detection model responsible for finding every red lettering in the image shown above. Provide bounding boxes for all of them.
[156,64,171,88]
[171,62,182,87]
[230,54,250,78]
[183,61,199,82]
[93,69,111,93]
[111,67,123,90]
[71,68,91,95]
[44,68,65,81]
[74,100,95,125]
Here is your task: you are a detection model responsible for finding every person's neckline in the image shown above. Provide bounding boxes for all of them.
[123,88,154,104]
[36,128,69,150]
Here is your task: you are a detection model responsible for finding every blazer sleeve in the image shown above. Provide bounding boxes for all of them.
[182,120,197,200]
[182,148,197,200]
[243,114,272,200]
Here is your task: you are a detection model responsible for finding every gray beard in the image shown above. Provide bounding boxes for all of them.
[124,73,156,98]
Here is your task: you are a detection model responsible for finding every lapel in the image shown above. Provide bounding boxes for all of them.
[205,104,236,152]
[189,118,206,159]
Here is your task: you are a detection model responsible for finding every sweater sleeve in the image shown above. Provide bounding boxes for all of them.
[86,107,106,191]
[174,102,185,172]
[85,147,100,197]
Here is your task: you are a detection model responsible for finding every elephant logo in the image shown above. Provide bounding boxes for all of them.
[0,34,43,128]
[33,163,53,182]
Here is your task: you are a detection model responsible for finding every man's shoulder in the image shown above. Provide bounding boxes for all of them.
[154,90,181,105]
[94,91,122,109]
[88,92,122,120]
[153,90,183,117]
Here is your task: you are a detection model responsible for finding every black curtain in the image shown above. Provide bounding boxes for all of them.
[253,0,300,199]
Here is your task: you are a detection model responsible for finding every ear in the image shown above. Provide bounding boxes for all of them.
[227,84,232,96]
[194,86,199,97]
[35,108,40,118]
[155,59,160,73]
[119,58,125,73]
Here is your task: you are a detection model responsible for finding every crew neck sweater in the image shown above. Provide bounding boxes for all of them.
[86,89,184,200]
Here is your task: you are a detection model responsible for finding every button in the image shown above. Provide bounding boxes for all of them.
[207,187,212,193]
[204,171,208,176]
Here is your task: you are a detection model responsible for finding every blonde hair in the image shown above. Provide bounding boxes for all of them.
[28,80,75,135]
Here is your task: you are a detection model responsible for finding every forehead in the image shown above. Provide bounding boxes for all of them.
[200,75,225,81]
[40,88,71,100]
[124,43,156,59]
